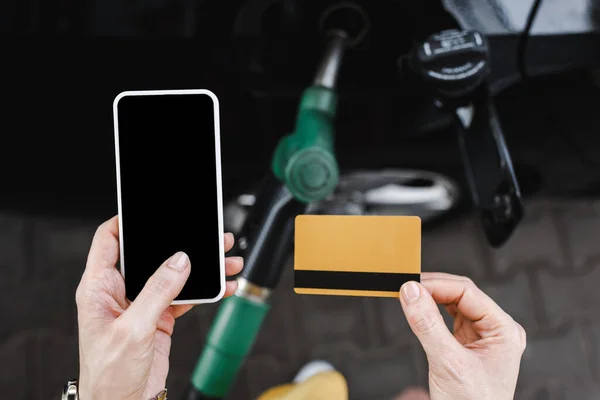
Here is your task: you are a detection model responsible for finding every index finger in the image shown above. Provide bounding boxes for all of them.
[420,276,511,326]
[85,216,120,274]
[224,232,234,253]
[421,272,472,282]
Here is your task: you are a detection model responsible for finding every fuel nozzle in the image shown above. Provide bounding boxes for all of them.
[313,30,347,89]
[271,31,347,203]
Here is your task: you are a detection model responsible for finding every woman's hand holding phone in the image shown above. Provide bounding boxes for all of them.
[76,216,244,400]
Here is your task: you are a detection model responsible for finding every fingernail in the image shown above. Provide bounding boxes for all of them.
[167,252,189,272]
[401,281,421,303]
[224,232,234,241]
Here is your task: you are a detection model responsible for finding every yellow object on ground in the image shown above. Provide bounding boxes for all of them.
[257,370,348,400]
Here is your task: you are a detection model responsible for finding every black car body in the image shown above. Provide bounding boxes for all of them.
[2,0,600,232]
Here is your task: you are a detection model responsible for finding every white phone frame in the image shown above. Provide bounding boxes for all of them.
[113,89,226,305]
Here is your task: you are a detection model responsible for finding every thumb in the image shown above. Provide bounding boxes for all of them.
[121,252,191,332]
[399,281,459,357]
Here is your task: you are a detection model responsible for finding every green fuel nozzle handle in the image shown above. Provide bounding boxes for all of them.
[190,295,270,398]
[272,86,339,203]
[272,32,347,203]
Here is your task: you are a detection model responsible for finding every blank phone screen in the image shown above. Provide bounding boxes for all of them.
[115,92,222,302]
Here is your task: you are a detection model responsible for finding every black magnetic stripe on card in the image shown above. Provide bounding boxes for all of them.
[294,270,420,292]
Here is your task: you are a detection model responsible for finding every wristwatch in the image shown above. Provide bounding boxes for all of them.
[62,380,78,400]
[62,380,167,400]
[150,389,168,400]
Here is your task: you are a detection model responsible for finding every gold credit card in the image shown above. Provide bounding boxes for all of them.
[294,215,421,298]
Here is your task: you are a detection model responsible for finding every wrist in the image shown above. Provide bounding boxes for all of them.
[72,379,167,400]
[77,375,92,400]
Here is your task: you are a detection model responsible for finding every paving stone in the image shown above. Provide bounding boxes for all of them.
[227,373,255,400]
[557,204,600,269]
[480,271,539,331]
[554,381,600,400]
[336,343,420,400]
[164,375,191,400]
[251,270,303,363]
[421,216,488,280]
[167,363,251,400]
[170,310,213,372]
[516,382,564,400]
[0,334,31,396]
[292,341,421,400]
[170,293,299,400]
[518,323,593,386]
[537,264,600,327]
[0,280,75,342]
[437,305,455,334]
[379,302,474,389]
[295,293,376,351]
[588,318,600,380]
[0,215,31,287]
[145,304,249,398]
[243,355,293,399]
[376,297,414,346]
[516,378,600,400]
[286,251,372,351]
[32,218,96,281]
[34,332,79,399]
[5,199,600,399]
[292,338,424,400]
[489,207,565,276]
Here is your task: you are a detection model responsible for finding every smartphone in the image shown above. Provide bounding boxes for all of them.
[113,89,225,305]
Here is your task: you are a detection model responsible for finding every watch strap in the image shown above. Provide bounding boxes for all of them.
[62,379,79,400]
[151,389,168,400]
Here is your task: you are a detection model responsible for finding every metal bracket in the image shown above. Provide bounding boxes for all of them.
[452,86,523,247]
